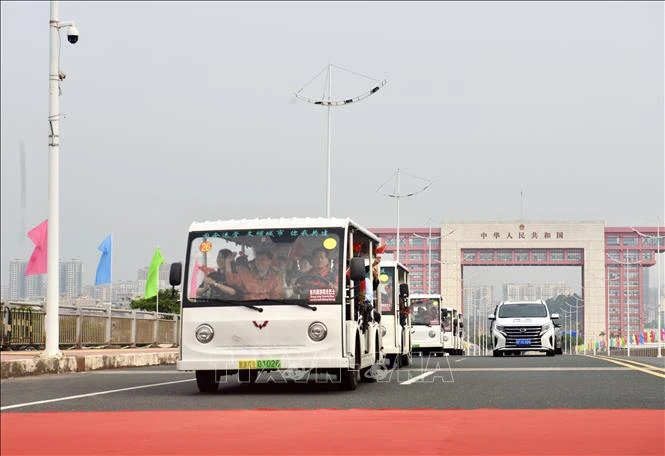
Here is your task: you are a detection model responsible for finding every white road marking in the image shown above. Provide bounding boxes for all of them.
[400,371,434,385]
[0,379,195,411]
[454,358,467,363]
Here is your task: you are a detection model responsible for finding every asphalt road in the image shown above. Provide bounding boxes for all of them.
[2,354,663,413]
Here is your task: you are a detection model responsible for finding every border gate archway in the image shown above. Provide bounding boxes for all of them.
[440,221,607,343]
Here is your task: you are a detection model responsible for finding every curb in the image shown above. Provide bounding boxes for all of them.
[1,352,179,379]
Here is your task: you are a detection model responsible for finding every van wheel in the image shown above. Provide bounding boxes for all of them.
[195,370,218,393]
[400,352,411,367]
[385,354,397,369]
[492,350,502,357]
[546,350,555,357]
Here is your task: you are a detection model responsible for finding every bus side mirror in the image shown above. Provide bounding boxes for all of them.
[169,262,182,287]
[399,283,409,298]
[349,257,366,281]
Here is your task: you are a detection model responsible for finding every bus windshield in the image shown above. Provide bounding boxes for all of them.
[411,298,440,325]
[184,228,343,306]
[379,267,395,314]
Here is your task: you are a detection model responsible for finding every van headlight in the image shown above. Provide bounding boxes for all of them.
[495,325,505,332]
[195,324,214,343]
[541,322,552,333]
[308,322,327,342]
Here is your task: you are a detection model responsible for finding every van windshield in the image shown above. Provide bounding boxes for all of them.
[498,303,548,318]
[183,228,343,306]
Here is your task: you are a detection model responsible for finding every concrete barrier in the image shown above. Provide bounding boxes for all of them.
[1,348,179,379]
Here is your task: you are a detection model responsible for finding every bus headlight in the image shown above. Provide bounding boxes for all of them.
[308,322,327,342]
[381,325,387,337]
[442,335,449,341]
[195,324,214,344]
[428,330,436,338]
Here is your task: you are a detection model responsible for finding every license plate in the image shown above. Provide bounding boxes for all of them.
[516,339,531,346]
[238,359,281,369]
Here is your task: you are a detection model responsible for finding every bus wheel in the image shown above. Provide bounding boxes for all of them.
[400,352,411,367]
[339,345,360,390]
[195,370,219,393]
[362,341,381,383]
[385,354,397,369]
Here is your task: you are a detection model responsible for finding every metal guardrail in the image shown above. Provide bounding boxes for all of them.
[0,304,179,350]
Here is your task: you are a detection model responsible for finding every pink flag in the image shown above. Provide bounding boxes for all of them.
[25,219,48,276]
[189,260,201,299]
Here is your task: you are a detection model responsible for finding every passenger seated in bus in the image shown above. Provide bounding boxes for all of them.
[309,248,337,283]
[197,249,238,299]
[224,249,285,300]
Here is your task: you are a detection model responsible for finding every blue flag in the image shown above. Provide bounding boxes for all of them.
[95,234,113,285]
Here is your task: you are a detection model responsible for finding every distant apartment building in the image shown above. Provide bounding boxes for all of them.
[502,282,572,301]
[8,258,82,300]
[60,259,84,298]
[137,263,171,293]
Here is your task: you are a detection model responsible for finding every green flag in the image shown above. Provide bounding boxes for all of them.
[145,247,165,299]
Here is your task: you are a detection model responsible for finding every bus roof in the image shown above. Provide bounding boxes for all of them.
[188,217,380,242]
[409,293,443,299]
[379,259,409,272]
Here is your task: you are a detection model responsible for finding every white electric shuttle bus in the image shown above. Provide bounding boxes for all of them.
[169,217,384,392]
[378,260,411,368]
[408,293,445,355]
[440,306,464,355]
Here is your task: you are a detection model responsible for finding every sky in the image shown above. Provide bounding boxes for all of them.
[1,1,663,287]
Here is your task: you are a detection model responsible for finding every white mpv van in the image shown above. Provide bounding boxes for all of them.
[489,300,559,357]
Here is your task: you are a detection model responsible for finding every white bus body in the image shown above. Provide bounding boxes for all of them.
[378,260,411,368]
[171,217,384,392]
[441,306,464,355]
[408,293,444,355]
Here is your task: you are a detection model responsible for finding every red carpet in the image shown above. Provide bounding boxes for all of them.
[2,409,664,455]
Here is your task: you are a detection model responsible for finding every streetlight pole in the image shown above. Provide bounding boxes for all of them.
[376,170,432,264]
[295,65,386,217]
[45,0,78,359]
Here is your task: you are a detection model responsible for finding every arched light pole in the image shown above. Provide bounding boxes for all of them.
[295,65,386,217]
[376,169,432,263]
[45,0,79,359]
